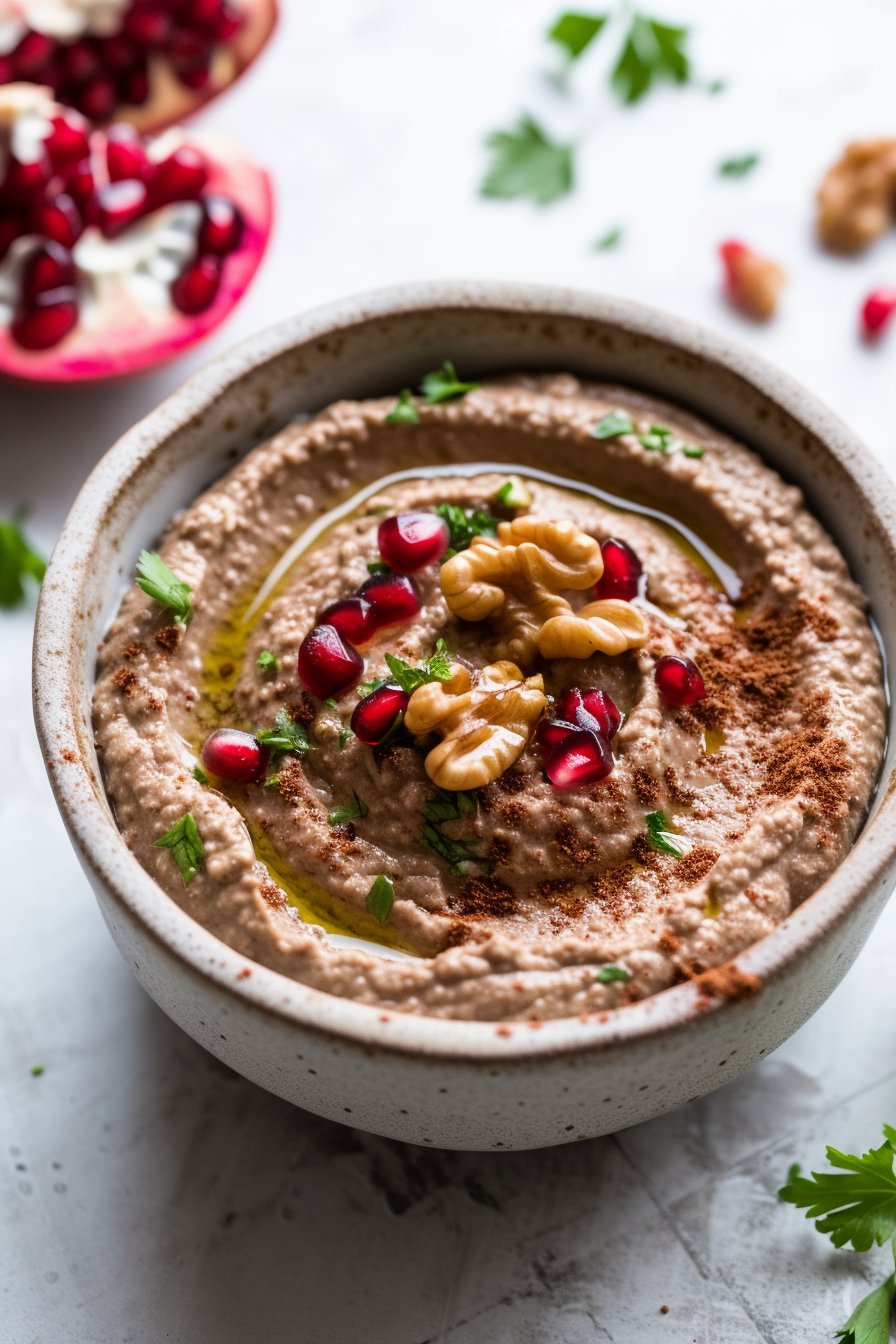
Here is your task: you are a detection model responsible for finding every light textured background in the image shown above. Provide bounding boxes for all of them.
[4,2,896,1340]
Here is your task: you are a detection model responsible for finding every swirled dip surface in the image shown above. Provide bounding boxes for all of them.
[92,375,886,1021]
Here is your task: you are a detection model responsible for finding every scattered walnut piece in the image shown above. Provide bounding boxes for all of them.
[817,139,896,254]
[404,661,546,790]
[720,241,786,321]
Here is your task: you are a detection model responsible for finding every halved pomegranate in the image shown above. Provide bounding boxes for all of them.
[0,85,271,382]
[377,512,450,573]
[201,726,267,782]
[351,684,410,746]
[298,624,364,700]
[0,0,277,135]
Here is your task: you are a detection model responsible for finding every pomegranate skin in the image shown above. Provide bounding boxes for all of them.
[555,686,621,739]
[545,728,614,788]
[351,685,411,745]
[377,512,450,573]
[654,655,705,707]
[861,287,896,339]
[298,624,364,699]
[594,537,643,602]
[201,727,268,783]
[171,254,222,314]
[358,571,421,629]
[318,596,377,646]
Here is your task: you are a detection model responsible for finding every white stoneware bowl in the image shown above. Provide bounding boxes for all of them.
[33,282,896,1151]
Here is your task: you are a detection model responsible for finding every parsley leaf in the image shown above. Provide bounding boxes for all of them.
[256,709,310,757]
[419,361,482,404]
[639,424,677,452]
[385,388,420,424]
[645,810,683,858]
[366,874,395,922]
[257,650,279,677]
[597,965,631,983]
[779,1129,896,1252]
[424,787,479,825]
[338,727,355,748]
[611,15,690,105]
[136,550,192,623]
[422,823,491,877]
[31,1064,44,1076]
[481,114,574,206]
[548,11,608,60]
[593,409,634,439]
[836,1263,896,1344]
[153,813,205,886]
[367,560,391,575]
[328,791,368,827]
[193,764,209,785]
[682,442,705,458]
[494,478,533,508]
[719,152,760,179]
[434,503,501,553]
[384,638,454,695]
[593,225,623,251]
[0,512,46,610]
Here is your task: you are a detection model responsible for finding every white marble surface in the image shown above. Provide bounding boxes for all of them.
[5,1,896,1339]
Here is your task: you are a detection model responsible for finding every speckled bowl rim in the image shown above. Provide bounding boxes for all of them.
[33,280,896,1063]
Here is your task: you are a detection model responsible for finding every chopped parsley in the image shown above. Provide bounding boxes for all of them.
[328,791,368,827]
[645,810,683,858]
[385,388,420,424]
[257,650,279,677]
[31,1065,44,1076]
[135,550,193,623]
[192,764,209,785]
[718,152,760,179]
[639,424,676,452]
[593,225,623,251]
[256,709,310,757]
[338,727,355,748]
[611,15,691,105]
[153,812,205,886]
[481,114,574,206]
[493,478,532,508]
[367,560,391,574]
[682,442,705,458]
[420,361,482,404]
[548,11,608,60]
[359,640,454,698]
[593,409,634,439]
[0,511,46,609]
[434,502,501,555]
[366,874,395,922]
[422,788,491,877]
[596,965,631,983]
[424,787,478,824]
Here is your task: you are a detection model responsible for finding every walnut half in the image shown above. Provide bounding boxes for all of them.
[817,139,896,254]
[404,661,546,791]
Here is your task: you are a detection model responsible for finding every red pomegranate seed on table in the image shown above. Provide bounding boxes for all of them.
[861,288,896,339]
[171,254,222,314]
[201,728,268,783]
[298,624,364,699]
[149,147,208,208]
[45,114,90,171]
[358,571,421,629]
[351,685,411,745]
[654,655,705,707]
[198,195,244,254]
[594,537,643,602]
[106,125,151,182]
[29,194,83,250]
[555,686,621,739]
[93,178,148,239]
[377,512,450,573]
[77,75,118,122]
[545,728,614,788]
[12,293,79,350]
[318,596,377,646]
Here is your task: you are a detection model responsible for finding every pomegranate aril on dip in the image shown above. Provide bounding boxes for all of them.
[93,376,886,1024]
[0,84,271,381]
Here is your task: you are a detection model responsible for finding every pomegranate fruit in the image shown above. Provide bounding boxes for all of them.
[357,572,422,630]
[555,686,621,739]
[200,726,268,782]
[654,655,705,707]
[544,728,614,788]
[0,0,278,135]
[0,86,272,382]
[351,685,411,746]
[377,512,451,573]
[298,624,364,700]
[861,287,896,339]
[318,596,377,646]
[594,537,643,602]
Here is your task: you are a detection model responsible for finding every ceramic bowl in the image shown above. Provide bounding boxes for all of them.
[33,281,896,1151]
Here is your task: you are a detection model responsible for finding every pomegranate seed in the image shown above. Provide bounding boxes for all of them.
[377,512,450,573]
[77,75,118,122]
[12,292,78,350]
[357,571,421,629]
[100,35,140,71]
[351,685,411,745]
[654,655,705,707]
[594,537,643,601]
[0,155,50,207]
[536,718,578,750]
[0,213,27,262]
[544,728,613,788]
[0,55,12,84]
[29,194,83,249]
[20,241,75,303]
[185,0,228,29]
[861,287,896,339]
[12,31,56,78]
[210,2,242,40]
[63,158,94,208]
[556,687,621,739]
[121,67,150,106]
[61,40,102,86]
[298,624,364,699]
[171,254,222,314]
[148,146,208,207]
[169,27,213,64]
[93,178,148,238]
[177,59,212,89]
[198,194,244,254]
[318,596,377,645]
[200,727,268,783]
[45,113,90,170]
[106,125,151,182]
[124,4,173,46]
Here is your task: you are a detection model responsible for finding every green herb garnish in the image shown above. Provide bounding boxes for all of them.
[494,478,532,508]
[257,650,279,677]
[0,511,46,610]
[645,810,683,857]
[548,11,608,60]
[422,823,491,878]
[385,388,420,424]
[366,560,391,575]
[264,774,281,790]
[256,709,310,757]
[153,812,205,886]
[593,225,623,251]
[682,442,705,458]
[193,764,209,785]
[338,727,355,748]
[424,787,478,825]
[420,361,482,404]
[593,409,634,439]
[596,965,631,983]
[784,1163,802,1189]
[31,1065,44,1076]
[481,114,574,206]
[434,503,501,554]
[639,424,676,452]
[366,874,395,922]
[718,152,760,179]
[328,791,369,827]
[611,15,690,105]
[386,640,453,694]
[136,550,192,623]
